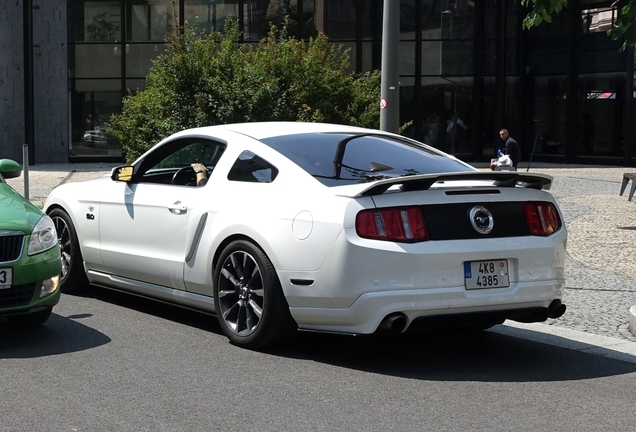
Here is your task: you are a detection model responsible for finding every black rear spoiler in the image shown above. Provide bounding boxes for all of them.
[355,171,553,197]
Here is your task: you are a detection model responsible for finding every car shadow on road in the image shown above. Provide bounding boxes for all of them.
[265,329,636,383]
[67,287,636,383]
[0,313,111,358]
[75,286,222,334]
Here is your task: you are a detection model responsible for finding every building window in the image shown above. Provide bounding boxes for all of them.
[69,0,178,159]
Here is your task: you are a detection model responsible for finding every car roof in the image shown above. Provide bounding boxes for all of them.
[174,122,384,141]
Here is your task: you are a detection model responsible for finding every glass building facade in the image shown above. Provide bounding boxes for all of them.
[66,0,635,164]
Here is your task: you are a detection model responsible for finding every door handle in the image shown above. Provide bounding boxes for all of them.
[168,201,187,214]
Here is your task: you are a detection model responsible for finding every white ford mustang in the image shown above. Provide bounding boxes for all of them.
[44,122,567,349]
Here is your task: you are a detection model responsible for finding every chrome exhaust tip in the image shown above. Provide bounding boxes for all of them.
[547,299,567,319]
[379,313,407,333]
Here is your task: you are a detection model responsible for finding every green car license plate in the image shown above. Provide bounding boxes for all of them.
[0,267,12,288]
[464,260,509,290]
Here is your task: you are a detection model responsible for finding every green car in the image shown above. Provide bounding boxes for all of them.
[0,159,61,325]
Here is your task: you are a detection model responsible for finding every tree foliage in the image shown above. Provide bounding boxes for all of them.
[521,0,636,50]
[109,19,380,162]
[608,0,636,50]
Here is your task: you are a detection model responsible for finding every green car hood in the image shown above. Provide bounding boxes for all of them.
[0,183,44,233]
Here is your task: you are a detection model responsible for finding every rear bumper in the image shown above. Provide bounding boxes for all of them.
[289,279,565,334]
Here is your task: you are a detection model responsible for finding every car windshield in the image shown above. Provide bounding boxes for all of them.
[260,132,473,186]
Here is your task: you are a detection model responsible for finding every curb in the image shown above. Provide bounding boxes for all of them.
[493,321,636,364]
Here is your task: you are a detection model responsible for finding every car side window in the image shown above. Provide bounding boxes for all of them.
[227,151,278,183]
[153,141,225,170]
[139,139,226,186]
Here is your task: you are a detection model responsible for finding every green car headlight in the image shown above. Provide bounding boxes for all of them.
[28,215,58,256]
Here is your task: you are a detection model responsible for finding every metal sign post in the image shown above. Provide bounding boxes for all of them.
[380,0,399,133]
[22,144,29,200]
[23,0,35,166]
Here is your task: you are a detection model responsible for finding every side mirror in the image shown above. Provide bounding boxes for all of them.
[111,166,134,182]
[0,159,22,179]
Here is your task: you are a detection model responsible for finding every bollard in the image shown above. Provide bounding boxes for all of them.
[22,143,29,200]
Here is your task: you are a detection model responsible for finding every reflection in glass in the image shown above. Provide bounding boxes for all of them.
[324,0,356,39]
[241,0,317,40]
[532,76,566,157]
[439,0,475,39]
[184,0,239,34]
[441,41,473,76]
[126,44,167,77]
[70,81,123,158]
[74,45,122,79]
[84,1,121,42]
[581,8,615,34]
[400,41,416,76]
[361,42,379,72]
[114,166,133,181]
[421,41,442,75]
[128,1,174,42]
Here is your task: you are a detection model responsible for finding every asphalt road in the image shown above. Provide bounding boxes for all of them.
[2,288,636,432]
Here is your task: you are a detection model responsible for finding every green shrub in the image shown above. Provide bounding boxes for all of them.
[110,19,380,162]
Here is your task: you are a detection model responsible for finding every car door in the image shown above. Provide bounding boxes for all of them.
[98,138,225,290]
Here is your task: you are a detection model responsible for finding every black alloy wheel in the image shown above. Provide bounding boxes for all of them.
[48,208,88,293]
[214,240,296,349]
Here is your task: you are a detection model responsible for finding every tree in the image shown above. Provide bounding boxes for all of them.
[110,19,380,162]
[522,0,636,50]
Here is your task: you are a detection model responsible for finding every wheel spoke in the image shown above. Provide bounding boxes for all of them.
[236,302,247,334]
[217,288,235,299]
[60,251,71,277]
[247,299,263,320]
[223,301,240,330]
[230,253,244,280]
[220,268,240,287]
[244,306,256,332]
[248,266,260,287]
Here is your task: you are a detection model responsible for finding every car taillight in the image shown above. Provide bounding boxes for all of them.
[524,202,562,236]
[356,207,428,242]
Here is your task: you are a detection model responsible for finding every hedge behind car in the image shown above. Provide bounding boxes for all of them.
[110,19,381,163]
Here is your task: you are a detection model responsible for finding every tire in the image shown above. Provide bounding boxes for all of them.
[213,240,296,350]
[7,308,52,326]
[48,208,89,294]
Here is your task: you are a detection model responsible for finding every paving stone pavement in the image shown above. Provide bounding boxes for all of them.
[6,161,636,341]
[522,165,636,342]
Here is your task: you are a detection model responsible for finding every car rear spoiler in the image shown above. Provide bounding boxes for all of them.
[355,171,553,197]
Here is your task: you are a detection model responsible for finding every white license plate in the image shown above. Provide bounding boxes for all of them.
[0,268,12,288]
[464,260,509,290]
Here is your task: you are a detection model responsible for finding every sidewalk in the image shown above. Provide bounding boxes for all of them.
[6,162,119,209]
[6,161,636,361]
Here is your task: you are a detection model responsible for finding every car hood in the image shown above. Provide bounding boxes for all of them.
[0,183,44,233]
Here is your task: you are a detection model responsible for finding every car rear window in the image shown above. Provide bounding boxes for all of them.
[260,133,473,186]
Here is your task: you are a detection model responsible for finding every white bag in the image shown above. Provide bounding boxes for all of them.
[496,154,512,167]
